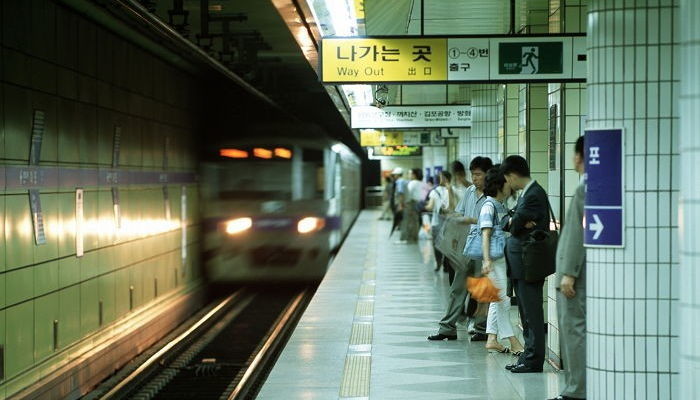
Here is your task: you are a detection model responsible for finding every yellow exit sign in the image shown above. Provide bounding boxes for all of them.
[321,38,447,83]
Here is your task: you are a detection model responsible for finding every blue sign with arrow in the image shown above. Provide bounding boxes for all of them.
[584,128,624,247]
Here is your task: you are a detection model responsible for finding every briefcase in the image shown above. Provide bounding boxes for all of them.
[522,202,559,282]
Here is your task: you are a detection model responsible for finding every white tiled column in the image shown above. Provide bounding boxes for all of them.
[471,84,502,162]
[586,1,680,399]
[679,0,700,396]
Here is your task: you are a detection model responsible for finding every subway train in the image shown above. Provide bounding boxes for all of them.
[201,128,362,283]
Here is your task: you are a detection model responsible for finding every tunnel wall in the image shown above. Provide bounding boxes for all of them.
[0,0,204,395]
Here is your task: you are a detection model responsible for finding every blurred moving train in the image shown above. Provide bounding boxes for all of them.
[201,129,362,282]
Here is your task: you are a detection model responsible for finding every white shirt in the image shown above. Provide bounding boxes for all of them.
[428,186,449,226]
[452,183,468,208]
[522,179,536,196]
[407,180,426,202]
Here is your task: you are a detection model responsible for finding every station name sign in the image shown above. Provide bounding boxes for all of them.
[321,35,586,83]
[352,105,471,128]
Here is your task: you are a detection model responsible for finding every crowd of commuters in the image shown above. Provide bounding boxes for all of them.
[383,136,587,400]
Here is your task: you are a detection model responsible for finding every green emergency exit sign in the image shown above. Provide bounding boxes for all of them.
[499,42,564,75]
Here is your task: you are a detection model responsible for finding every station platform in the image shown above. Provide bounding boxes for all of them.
[259,210,563,400]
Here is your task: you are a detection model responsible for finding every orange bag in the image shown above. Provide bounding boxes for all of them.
[466,277,501,303]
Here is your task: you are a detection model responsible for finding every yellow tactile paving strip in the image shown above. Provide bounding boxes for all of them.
[354,300,374,318]
[349,322,373,345]
[338,354,371,398]
[359,284,376,297]
[339,220,377,399]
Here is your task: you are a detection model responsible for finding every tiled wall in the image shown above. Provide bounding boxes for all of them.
[678,0,698,397]
[470,85,502,163]
[0,1,202,395]
[526,84,550,189]
[586,1,680,398]
[503,85,522,158]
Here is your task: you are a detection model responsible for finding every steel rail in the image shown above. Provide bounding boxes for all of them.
[100,289,246,399]
[225,289,310,400]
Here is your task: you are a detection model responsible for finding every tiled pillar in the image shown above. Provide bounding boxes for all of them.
[586,1,680,399]
[679,0,700,396]
[470,84,502,162]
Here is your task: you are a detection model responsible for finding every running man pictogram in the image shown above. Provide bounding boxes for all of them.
[521,47,539,74]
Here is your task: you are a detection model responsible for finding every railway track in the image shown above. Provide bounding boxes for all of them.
[89,286,311,400]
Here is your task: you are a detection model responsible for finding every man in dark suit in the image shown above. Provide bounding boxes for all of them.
[501,155,550,373]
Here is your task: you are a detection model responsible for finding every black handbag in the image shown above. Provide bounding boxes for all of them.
[522,201,559,282]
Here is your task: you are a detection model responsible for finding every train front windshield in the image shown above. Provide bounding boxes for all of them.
[202,146,325,201]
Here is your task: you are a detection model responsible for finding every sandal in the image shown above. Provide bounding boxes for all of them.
[486,346,510,354]
[511,350,524,357]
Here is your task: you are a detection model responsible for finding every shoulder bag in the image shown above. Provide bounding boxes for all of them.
[522,200,559,282]
[463,200,506,260]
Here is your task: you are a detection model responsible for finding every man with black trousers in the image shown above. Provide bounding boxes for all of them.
[501,155,550,373]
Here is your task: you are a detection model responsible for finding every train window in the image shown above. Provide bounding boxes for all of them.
[302,148,323,162]
[300,148,325,200]
[203,163,292,201]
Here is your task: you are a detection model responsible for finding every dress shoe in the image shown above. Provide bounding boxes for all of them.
[505,363,521,371]
[470,332,488,342]
[427,333,457,341]
[510,364,543,373]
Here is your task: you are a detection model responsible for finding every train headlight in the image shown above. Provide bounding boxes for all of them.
[297,217,325,234]
[225,217,252,235]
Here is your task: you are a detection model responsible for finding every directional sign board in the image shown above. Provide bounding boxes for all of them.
[584,128,624,248]
[352,105,471,128]
[321,35,586,83]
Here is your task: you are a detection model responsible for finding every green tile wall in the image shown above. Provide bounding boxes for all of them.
[0,0,202,392]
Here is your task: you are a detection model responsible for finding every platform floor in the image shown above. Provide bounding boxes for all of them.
[258,211,563,400]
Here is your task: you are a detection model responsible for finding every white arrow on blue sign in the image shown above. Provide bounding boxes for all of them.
[583,128,625,248]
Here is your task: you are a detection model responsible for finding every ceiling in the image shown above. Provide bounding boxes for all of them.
[146,0,360,153]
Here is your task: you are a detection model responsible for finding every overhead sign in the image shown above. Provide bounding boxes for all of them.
[322,38,447,82]
[584,128,624,248]
[361,130,446,147]
[321,35,586,83]
[369,146,422,157]
[359,129,403,146]
[351,105,472,128]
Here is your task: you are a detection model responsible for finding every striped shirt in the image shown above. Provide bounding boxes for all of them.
[456,185,486,220]
[478,197,508,229]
